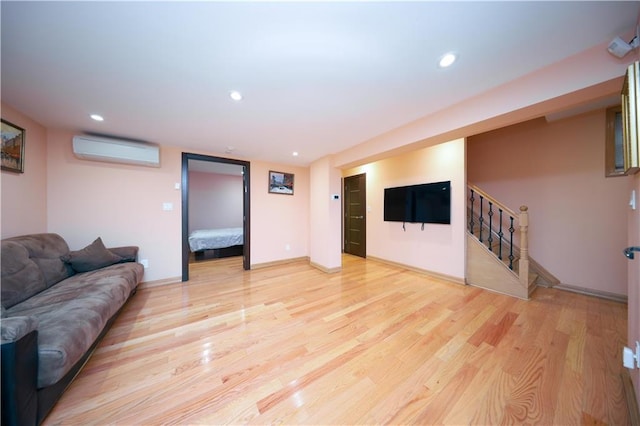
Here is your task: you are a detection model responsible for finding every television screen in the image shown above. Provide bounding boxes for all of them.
[412,181,451,224]
[384,186,411,222]
[383,181,451,224]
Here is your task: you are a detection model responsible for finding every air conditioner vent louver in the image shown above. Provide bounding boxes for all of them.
[72,135,160,167]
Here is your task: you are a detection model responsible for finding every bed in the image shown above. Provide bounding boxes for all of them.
[188,227,244,261]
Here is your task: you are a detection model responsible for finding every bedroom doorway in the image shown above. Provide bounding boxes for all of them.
[181,153,251,281]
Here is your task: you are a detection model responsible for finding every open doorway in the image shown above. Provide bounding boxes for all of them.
[181,153,250,281]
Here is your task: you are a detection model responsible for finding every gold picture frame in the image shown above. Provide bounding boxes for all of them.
[1,119,25,173]
[622,61,640,174]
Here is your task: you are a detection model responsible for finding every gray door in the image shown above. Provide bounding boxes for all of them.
[344,173,366,258]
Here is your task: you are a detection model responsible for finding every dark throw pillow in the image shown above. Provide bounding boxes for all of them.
[61,237,123,273]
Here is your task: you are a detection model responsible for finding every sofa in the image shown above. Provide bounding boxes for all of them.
[1,233,144,425]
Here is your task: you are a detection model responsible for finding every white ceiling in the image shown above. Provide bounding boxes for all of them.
[2,1,638,166]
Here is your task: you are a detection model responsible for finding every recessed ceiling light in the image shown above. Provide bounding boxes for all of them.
[90,114,104,122]
[229,91,243,101]
[292,152,299,157]
[438,52,457,68]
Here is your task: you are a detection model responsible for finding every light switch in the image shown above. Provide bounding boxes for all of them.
[630,190,636,210]
[162,202,173,211]
[174,182,181,190]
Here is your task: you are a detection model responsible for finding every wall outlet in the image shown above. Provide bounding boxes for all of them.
[285,244,291,251]
[162,202,173,211]
[140,259,149,269]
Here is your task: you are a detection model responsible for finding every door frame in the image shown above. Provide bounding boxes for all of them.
[181,152,251,281]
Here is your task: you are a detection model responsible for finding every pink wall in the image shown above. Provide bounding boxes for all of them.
[249,161,310,266]
[45,129,311,280]
[309,156,342,271]
[46,129,183,282]
[1,103,48,238]
[344,138,466,280]
[188,171,243,233]
[468,111,629,296]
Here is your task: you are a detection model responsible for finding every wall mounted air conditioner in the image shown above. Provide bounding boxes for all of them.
[72,135,160,167]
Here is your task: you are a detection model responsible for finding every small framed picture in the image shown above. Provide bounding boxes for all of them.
[268,170,294,195]
[1,119,25,173]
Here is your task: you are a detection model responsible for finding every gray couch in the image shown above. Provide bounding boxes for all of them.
[1,233,144,425]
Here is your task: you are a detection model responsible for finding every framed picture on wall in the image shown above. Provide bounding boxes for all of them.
[268,170,294,195]
[1,119,25,173]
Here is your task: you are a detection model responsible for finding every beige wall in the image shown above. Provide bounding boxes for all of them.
[188,171,243,233]
[344,138,466,280]
[468,111,629,296]
[1,103,48,238]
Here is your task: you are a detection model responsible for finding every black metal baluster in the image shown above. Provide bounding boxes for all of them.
[498,209,504,260]
[478,195,484,243]
[469,189,475,234]
[487,202,494,252]
[508,216,515,270]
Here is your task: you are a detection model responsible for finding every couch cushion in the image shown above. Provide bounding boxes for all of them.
[1,241,47,309]
[3,234,74,288]
[61,237,123,273]
[6,262,143,388]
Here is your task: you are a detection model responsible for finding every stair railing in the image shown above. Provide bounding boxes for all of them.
[468,184,529,287]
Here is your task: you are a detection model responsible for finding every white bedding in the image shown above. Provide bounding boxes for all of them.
[188,227,244,252]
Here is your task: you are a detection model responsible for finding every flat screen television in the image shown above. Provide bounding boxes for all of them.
[412,181,451,224]
[383,181,451,224]
[383,186,411,222]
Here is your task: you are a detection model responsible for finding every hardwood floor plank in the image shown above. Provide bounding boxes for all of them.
[553,366,584,425]
[499,344,547,424]
[42,255,629,425]
[415,362,480,425]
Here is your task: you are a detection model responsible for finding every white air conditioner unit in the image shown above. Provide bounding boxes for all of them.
[72,135,160,167]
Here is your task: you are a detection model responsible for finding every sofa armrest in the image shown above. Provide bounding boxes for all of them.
[109,246,139,263]
[1,316,39,345]
[2,330,38,426]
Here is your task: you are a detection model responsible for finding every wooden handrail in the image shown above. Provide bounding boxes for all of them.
[467,183,517,217]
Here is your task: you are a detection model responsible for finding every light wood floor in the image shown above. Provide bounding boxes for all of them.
[44,255,630,425]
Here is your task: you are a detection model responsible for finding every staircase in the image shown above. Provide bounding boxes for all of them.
[466,184,559,300]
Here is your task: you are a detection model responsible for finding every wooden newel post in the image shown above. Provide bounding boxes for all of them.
[518,205,530,287]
